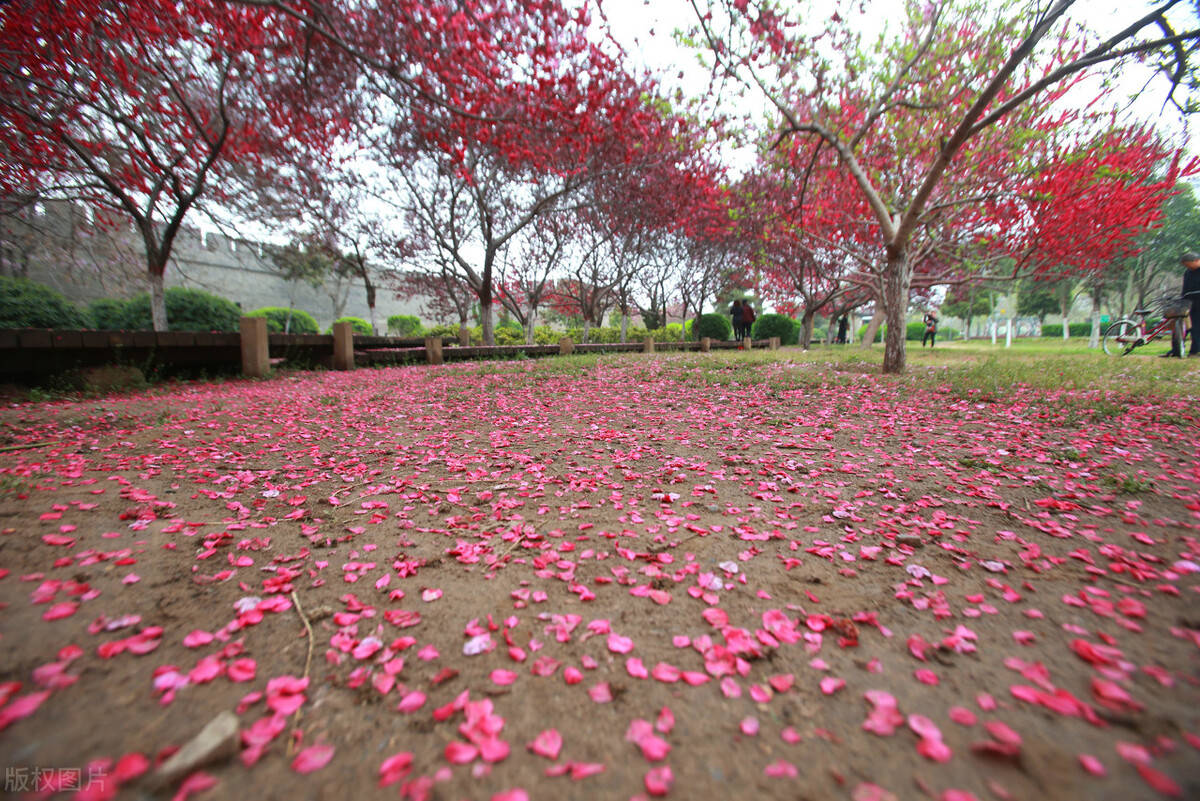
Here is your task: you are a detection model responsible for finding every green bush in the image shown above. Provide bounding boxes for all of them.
[119,287,241,331]
[329,316,372,335]
[751,313,798,345]
[386,314,424,337]
[812,327,827,343]
[427,323,462,342]
[660,323,684,341]
[0,277,91,329]
[247,306,319,334]
[695,313,733,341]
[1041,323,1091,337]
[907,321,928,341]
[493,326,525,345]
[87,298,128,330]
[857,323,883,343]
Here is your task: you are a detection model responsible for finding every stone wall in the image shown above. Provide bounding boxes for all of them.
[0,201,427,331]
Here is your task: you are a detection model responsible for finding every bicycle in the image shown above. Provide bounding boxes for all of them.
[1101,298,1192,356]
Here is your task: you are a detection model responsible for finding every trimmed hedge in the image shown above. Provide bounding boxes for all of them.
[1041,323,1092,337]
[0,276,91,329]
[246,306,319,334]
[88,298,128,330]
[386,314,424,337]
[752,313,798,345]
[329,316,373,335]
[695,313,732,341]
[118,287,241,331]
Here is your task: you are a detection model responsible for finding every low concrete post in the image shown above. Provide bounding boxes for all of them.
[743,336,753,350]
[332,321,354,370]
[559,337,575,355]
[239,316,269,378]
[700,337,711,353]
[458,326,471,346]
[644,337,655,353]
[769,336,781,350]
[425,336,444,365]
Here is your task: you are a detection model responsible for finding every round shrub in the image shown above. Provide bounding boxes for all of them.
[426,323,461,341]
[120,287,241,331]
[329,316,373,335]
[694,313,733,341]
[494,326,525,345]
[660,323,684,341]
[386,314,424,337]
[906,321,928,341]
[88,298,129,330]
[0,276,91,329]
[751,313,798,345]
[247,306,319,334]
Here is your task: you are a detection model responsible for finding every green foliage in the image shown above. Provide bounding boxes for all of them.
[941,284,993,321]
[1041,323,1091,337]
[493,325,526,345]
[386,314,424,337]
[426,323,462,341]
[246,306,319,334]
[857,323,883,343]
[695,313,732,340]
[661,323,684,341]
[329,316,373,335]
[751,313,798,345]
[118,287,241,331]
[0,277,91,329]
[1016,279,1060,320]
[88,298,128,330]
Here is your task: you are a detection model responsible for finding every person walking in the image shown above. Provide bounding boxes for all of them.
[742,301,756,340]
[836,315,849,344]
[922,311,938,348]
[729,299,744,340]
[1179,252,1200,357]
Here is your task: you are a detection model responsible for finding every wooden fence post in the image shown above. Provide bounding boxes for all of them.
[240,316,269,378]
[425,336,444,365]
[769,336,781,350]
[700,337,711,353]
[458,326,471,346]
[643,337,655,353]
[743,336,752,350]
[332,321,354,370]
[559,337,575,355]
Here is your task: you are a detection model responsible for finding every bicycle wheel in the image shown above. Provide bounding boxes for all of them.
[1102,319,1141,355]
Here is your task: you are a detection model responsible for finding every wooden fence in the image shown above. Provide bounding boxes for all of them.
[0,319,779,382]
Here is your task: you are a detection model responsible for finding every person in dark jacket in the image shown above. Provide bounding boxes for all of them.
[1181,252,1200,357]
[836,315,849,344]
[729,299,744,340]
[922,311,938,347]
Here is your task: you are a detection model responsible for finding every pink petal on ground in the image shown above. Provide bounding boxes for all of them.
[1135,764,1182,797]
[379,752,414,787]
[570,762,606,779]
[445,741,478,764]
[0,690,51,731]
[479,737,511,763]
[563,667,583,684]
[422,588,442,602]
[656,707,675,734]
[397,691,426,713]
[638,735,671,761]
[607,633,634,654]
[171,771,218,801]
[528,729,562,760]
[741,716,760,736]
[588,683,612,703]
[42,602,77,621]
[948,707,977,726]
[914,669,939,686]
[853,783,899,801]
[292,743,334,774]
[490,670,518,686]
[820,677,846,695]
[781,726,802,744]
[183,630,214,648]
[227,658,256,683]
[765,759,798,778]
[626,657,649,679]
[1079,754,1107,777]
[984,720,1021,746]
[644,765,674,796]
[491,791,529,801]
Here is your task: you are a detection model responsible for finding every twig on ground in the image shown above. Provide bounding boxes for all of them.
[287,589,316,756]
[0,440,58,453]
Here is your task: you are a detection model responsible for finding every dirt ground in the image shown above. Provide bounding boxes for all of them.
[0,353,1198,801]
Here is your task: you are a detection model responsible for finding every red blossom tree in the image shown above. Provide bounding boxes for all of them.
[692,0,1199,371]
[0,0,348,329]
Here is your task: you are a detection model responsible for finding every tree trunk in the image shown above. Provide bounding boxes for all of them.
[480,298,495,346]
[525,307,537,346]
[364,277,378,335]
[881,249,911,373]
[800,310,816,349]
[149,270,168,332]
[620,312,629,344]
[862,314,883,349]
[582,318,592,344]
